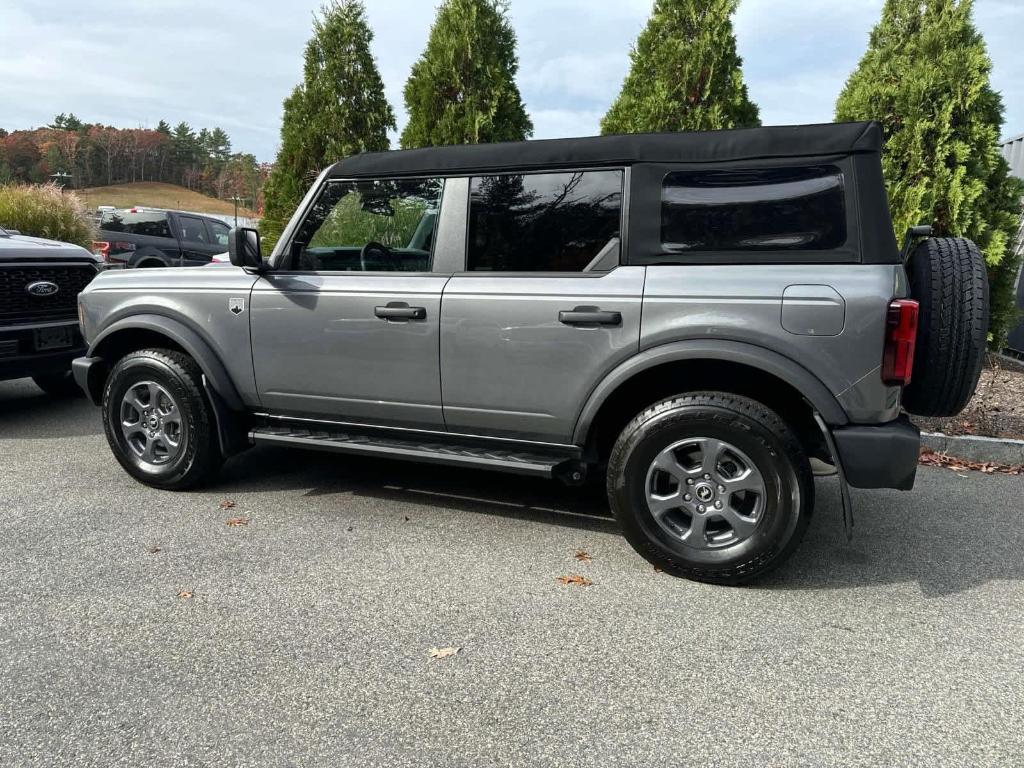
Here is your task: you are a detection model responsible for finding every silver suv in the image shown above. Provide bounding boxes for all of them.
[73,121,988,583]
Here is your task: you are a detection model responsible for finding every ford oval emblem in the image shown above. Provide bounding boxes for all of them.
[26,281,59,297]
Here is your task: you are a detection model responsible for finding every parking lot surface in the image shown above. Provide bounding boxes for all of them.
[1,378,1022,767]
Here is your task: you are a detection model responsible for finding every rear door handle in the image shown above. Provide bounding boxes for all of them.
[375,303,426,321]
[559,308,622,326]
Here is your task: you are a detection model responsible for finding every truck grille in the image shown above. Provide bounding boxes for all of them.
[0,264,96,326]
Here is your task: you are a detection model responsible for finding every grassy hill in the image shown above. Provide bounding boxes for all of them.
[77,182,257,218]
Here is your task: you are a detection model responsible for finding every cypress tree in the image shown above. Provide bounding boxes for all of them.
[400,0,532,148]
[261,0,395,247]
[601,0,760,135]
[836,0,1024,346]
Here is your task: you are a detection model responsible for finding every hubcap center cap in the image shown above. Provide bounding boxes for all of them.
[694,483,715,503]
[148,416,160,429]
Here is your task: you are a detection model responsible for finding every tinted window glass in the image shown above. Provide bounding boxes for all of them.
[661,166,846,253]
[291,178,443,272]
[101,210,171,239]
[468,170,623,272]
[208,220,230,247]
[178,216,209,243]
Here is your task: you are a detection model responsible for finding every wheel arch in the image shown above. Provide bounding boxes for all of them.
[86,315,244,412]
[574,340,848,461]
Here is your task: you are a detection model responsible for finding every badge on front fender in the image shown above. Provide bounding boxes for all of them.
[229,298,245,316]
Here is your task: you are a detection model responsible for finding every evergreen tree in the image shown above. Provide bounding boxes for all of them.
[400,0,532,148]
[601,0,759,135]
[836,0,1024,346]
[261,0,395,246]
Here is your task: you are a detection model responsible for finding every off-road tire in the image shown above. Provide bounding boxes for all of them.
[102,348,222,490]
[607,392,813,585]
[903,237,988,417]
[32,369,83,398]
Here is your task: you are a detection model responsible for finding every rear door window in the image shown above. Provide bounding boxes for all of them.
[100,210,172,239]
[468,170,623,272]
[661,165,846,253]
[177,216,209,243]
[207,219,230,247]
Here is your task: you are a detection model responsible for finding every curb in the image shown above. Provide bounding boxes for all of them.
[921,432,1024,466]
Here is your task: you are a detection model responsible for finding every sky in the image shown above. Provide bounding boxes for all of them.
[1,0,1022,163]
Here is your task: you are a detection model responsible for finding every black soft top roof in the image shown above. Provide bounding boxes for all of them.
[328,121,882,179]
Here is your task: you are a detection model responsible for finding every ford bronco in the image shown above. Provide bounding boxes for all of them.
[73,122,988,583]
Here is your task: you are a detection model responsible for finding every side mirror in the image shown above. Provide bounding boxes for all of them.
[228,227,263,270]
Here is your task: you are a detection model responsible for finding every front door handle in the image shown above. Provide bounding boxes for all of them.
[375,303,426,321]
[559,307,622,326]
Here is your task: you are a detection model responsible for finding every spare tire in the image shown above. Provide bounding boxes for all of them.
[902,237,988,417]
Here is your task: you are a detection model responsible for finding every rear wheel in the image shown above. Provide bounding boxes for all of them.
[32,369,83,398]
[607,392,813,585]
[102,349,222,490]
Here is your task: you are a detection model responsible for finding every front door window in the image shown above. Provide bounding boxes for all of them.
[290,178,444,272]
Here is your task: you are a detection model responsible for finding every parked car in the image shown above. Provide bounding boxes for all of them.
[73,121,989,583]
[93,208,231,268]
[0,226,101,395]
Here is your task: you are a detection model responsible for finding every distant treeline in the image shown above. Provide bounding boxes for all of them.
[0,114,270,211]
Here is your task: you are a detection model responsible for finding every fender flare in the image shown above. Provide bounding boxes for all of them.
[572,339,849,445]
[87,314,245,411]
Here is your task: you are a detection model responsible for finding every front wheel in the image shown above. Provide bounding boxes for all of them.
[102,348,222,490]
[607,392,813,585]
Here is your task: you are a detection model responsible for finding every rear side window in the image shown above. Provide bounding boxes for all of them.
[661,166,846,253]
[178,216,209,243]
[208,219,230,247]
[100,210,171,239]
[468,170,623,272]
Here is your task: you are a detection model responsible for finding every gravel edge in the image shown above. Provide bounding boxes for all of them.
[921,431,1024,465]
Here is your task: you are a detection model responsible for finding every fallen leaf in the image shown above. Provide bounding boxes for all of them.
[146,546,162,554]
[219,500,237,509]
[919,449,1022,476]
[573,549,592,564]
[556,574,594,587]
[225,517,249,527]
[177,590,194,599]
[429,646,461,659]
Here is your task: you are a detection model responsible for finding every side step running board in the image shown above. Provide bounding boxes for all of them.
[250,424,585,481]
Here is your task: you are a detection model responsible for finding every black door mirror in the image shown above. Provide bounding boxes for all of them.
[228,227,263,270]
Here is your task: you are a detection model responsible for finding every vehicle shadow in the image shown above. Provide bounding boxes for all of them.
[762,472,1024,597]
[216,445,619,534]
[0,379,101,439]
[216,449,1023,596]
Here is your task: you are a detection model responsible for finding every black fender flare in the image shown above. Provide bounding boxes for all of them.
[572,339,849,446]
[86,314,245,412]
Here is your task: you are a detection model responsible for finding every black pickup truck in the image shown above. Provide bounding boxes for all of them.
[94,208,231,268]
[0,226,101,395]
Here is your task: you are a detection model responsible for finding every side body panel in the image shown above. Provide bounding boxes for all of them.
[78,266,261,404]
[640,264,903,424]
[440,267,646,442]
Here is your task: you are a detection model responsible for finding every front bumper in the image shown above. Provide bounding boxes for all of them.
[832,415,920,490]
[0,322,85,382]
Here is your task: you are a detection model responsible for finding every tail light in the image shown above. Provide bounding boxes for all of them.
[92,241,110,260]
[882,299,919,386]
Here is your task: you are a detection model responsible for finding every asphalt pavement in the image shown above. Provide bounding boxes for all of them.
[1,377,1022,767]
